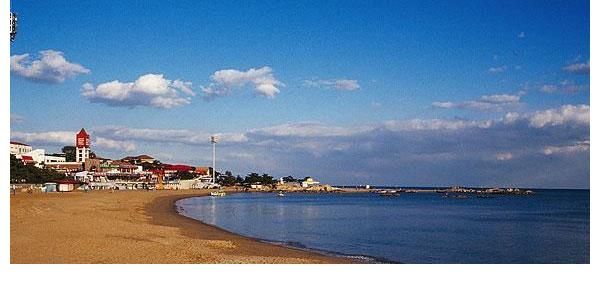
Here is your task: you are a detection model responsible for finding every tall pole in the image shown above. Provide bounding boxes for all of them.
[211,136,218,183]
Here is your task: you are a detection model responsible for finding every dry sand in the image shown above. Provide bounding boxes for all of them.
[10,189,350,264]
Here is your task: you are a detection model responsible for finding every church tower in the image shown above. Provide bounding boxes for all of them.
[76,128,90,163]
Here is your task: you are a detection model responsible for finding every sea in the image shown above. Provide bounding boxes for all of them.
[176,189,589,263]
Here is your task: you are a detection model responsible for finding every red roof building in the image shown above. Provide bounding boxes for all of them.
[163,164,194,172]
[76,128,90,148]
[195,167,210,175]
[76,128,91,163]
[10,141,30,146]
[21,155,35,165]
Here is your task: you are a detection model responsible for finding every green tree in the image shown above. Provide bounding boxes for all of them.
[235,175,244,185]
[218,171,237,186]
[10,155,65,184]
[282,175,297,183]
[244,172,261,184]
[174,171,195,180]
[260,173,275,185]
[61,146,76,162]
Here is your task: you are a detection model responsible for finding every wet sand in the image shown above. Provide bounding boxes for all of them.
[10,189,350,263]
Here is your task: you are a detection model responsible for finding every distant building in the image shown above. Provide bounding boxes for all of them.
[10,141,32,156]
[20,155,36,166]
[45,154,66,164]
[194,167,210,176]
[122,154,156,165]
[75,128,91,163]
[45,162,83,174]
[22,149,46,167]
[137,154,155,164]
[301,177,320,188]
[84,158,104,172]
[164,164,194,174]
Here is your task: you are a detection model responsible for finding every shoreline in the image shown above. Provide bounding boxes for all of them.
[173,193,381,263]
[10,189,352,264]
[147,190,354,263]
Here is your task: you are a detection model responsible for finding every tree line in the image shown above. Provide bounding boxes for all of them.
[216,171,310,186]
[10,155,65,184]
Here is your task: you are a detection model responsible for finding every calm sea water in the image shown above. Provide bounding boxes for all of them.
[176,190,589,263]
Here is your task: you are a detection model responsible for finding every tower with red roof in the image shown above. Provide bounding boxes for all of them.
[75,128,91,163]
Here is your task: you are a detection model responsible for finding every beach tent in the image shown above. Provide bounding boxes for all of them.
[42,182,57,193]
[54,179,82,192]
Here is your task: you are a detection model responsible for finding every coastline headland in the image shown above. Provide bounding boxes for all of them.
[10,188,351,264]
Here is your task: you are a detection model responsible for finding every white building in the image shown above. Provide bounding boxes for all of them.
[301,177,320,188]
[45,154,66,164]
[22,149,45,168]
[10,141,32,156]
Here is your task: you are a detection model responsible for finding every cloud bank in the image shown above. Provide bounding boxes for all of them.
[11,104,588,188]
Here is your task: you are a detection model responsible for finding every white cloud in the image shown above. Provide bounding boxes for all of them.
[518,32,525,38]
[11,131,74,145]
[201,66,284,98]
[383,119,493,131]
[93,126,248,145]
[540,84,558,93]
[432,93,521,111]
[250,122,370,137]
[304,78,360,91]
[82,74,196,109]
[563,62,590,75]
[488,65,507,73]
[496,152,513,161]
[479,94,520,104]
[539,81,588,94]
[503,112,521,124]
[528,104,589,128]
[11,113,24,123]
[10,50,90,83]
[543,141,589,155]
[94,137,136,152]
[431,101,455,108]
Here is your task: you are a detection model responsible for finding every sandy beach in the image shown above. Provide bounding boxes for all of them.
[10,189,349,264]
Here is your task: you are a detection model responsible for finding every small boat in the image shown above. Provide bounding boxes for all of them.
[210,191,226,197]
[277,192,285,197]
[378,190,399,197]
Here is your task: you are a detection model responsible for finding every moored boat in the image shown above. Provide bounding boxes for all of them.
[378,190,399,197]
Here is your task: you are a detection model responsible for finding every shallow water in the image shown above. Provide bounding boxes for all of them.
[176,190,589,263]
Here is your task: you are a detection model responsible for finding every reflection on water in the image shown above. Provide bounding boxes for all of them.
[177,190,589,263]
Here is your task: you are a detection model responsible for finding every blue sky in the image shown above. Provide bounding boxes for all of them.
[10,0,590,188]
